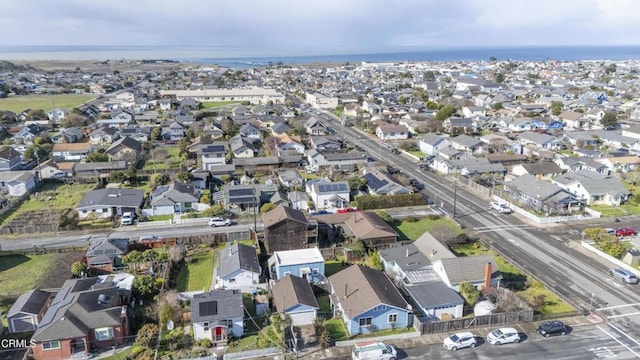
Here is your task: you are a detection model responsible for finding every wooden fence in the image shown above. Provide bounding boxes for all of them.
[416,310,534,334]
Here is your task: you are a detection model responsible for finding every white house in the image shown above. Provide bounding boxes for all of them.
[201,144,227,170]
[309,180,350,209]
[375,124,409,141]
[0,171,37,196]
[149,182,199,215]
[191,290,244,344]
[217,243,261,290]
[419,133,451,156]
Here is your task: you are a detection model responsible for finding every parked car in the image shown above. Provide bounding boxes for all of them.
[536,320,567,337]
[604,228,616,236]
[486,327,520,345]
[208,217,232,227]
[616,227,637,237]
[443,332,477,351]
[609,268,639,284]
[120,212,134,226]
[390,148,400,154]
[335,207,357,213]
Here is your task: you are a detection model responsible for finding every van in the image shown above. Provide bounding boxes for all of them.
[352,340,396,360]
[121,212,134,226]
[609,268,639,284]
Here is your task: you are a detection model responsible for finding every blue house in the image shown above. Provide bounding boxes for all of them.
[267,248,325,284]
[329,265,412,336]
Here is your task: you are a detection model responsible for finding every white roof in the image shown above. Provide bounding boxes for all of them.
[96,272,135,291]
[275,248,324,266]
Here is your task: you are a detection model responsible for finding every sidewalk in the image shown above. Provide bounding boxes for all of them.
[297,313,604,359]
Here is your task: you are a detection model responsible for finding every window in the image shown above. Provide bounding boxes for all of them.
[102,208,108,213]
[388,313,398,323]
[227,319,233,328]
[375,305,386,311]
[94,327,114,341]
[203,322,210,331]
[229,278,236,283]
[359,317,372,326]
[312,268,319,275]
[284,272,291,276]
[42,341,60,350]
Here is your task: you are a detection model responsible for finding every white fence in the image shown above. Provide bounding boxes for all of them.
[334,330,421,347]
[492,196,601,224]
[223,347,282,360]
[581,241,640,276]
[137,219,172,227]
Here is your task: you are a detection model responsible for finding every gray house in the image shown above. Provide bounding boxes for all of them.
[7,289,52,333]
[149,182,199,215]
[0,147,22,171]
[191,290,244,345]
[76,188,145,220]
[217,243,261,290]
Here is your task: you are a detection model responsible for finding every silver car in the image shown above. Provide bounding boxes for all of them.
[609,268,639,284]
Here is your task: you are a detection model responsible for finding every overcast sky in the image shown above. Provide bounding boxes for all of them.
[1,0,639,52]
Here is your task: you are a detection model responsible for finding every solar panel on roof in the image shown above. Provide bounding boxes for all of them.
[364,173,387,190]
[230,196,256,204]
[229,188,254,196]
[199,300,218,316]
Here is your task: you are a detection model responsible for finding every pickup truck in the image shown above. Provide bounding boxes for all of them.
[490,201,513,214]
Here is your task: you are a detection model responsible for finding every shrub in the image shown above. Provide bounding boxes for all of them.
[403,215,419,222]
[427,214,441,220]
[195,338,212,348]
[135,323,159,347]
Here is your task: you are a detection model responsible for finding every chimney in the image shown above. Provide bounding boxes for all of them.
[484,262,492,290]
[431,249,436,258]
[406,248,409,258]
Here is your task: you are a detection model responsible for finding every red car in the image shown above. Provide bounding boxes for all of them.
[616,227,637,237]
[336,208,357,214]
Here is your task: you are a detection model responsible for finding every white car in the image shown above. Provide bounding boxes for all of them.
[490,201,513,214]
[443,332,477,351]
[121,212,134,226]
[208,217,231,227]
[487,327,520,345]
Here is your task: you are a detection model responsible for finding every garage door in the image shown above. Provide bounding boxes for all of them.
[10,316,36,333]
[290,310,316,326]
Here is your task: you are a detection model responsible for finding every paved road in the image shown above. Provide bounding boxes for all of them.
[318,110,640,343]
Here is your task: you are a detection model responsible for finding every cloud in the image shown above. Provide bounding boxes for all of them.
[0,0,638,50]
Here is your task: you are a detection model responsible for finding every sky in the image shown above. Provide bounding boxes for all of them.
[1,0,639,53]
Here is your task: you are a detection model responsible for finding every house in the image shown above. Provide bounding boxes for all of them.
[89,127,120,145]
[85,238,129,274]
[506,174,580,214]
[375,124,409,141]
[329,265,411,335]
[559,111,589,130]
[418,133,450,156]
[443,118,476,133]
[212,183,265,214]
[271,275,319,326]
[263,205,316,253]
[518,131,564,150]
[149,182,199,215]
[46,108,69,124]
[229,135,257,158]
[306,149,370,172]
[276,133,305,155]
[33,159,62,180]
[119,126,151,142]
[309,135,341,151]
[77,188,144,220]
[74,161,128,182]
[552,170,630,206]
[305,116,328,135]
[6,289,52,333]
[404,282,464,321]
[511,162,564,180]
[450,134,485,154]
[161,121,185,141]
[343,211,398,247]
[191,290,244,345]
[596,156,640,173]
[432,255,502,291]
[361,168,412,195]
[51,127,84,144]
[217,243,261,290]
[268,247,325,283]
[201,144,227,170]
[29,277,132,360]
[0,171,37,196]
[105,136,142,161]
[0,147,22,171]
[239,123,262,142]
[12,124,43,145]
[52,143,93,161]
[309,180,350,210]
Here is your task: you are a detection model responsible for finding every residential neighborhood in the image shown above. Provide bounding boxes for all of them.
[1,56,640,360]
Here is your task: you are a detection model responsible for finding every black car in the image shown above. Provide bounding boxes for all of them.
[536,320,567,337]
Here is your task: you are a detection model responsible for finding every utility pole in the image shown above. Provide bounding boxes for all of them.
[452,179,458,219]
[253,185,258,242]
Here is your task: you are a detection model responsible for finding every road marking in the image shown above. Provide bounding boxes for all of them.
[597,325,640,358]
[608,312,640,320]
[609,323,640,347]
[475,227,534,233]
[597,303,640,311]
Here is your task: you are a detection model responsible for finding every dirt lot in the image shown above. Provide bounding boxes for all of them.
[11,59,196,72]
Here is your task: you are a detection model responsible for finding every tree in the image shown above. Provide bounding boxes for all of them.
[151,127,161,141]
[136,323,159,347]
[176,171,193,183]
[87,151,109,162]
[494,72,505,83]
[434,105,455,121]
[178,138,189,157]
[492,102,503,111]
[260,203,276,213]
[61,114,87,128]
[550,101,563,116]
[133,275,162,299]
[71,262,88,277]
[458,281,480,306]
[600,111,618,127]
[362,251,383,271]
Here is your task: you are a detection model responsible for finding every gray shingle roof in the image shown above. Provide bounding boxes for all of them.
[405,281,464,309]
[380,243,433,271]
[191,289,243,323]
[77,188,145,209]
[219,243,260,277]
[272,274,319,312]
[7,289,51,317]
[438,255,501,284]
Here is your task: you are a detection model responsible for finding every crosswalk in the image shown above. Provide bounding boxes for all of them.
[473,224,535,233]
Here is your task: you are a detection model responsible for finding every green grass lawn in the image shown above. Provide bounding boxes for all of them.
[592,204,640,217]
[0,254,56,296]
[175,250,214,292]
[408,150,427,158]
[201,101,241,109]
[393,217,464,241]
[97,346,136,360]
[324,260,347,277]
[0,94,96,112]
[317,294,331,311]
[451,243,574,314]
[229,335,260,352]
[326,318,349,341]
[147,214,173,221]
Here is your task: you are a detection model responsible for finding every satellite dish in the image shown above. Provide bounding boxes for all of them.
[167,320,174,331]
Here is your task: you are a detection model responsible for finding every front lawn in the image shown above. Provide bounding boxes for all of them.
[0,255,55,296]
[393,217,464,241]
[175,250,214,292]
[317,294,331,312]
[325,318,349,341]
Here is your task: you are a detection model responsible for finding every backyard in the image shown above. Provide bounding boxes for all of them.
[175,249,214,292]
[201,101,241,109]
[0,94,95,112]
[451,242,574,314]
[392,217,464,241]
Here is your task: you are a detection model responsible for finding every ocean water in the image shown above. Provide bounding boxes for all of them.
[2,45,640,67]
